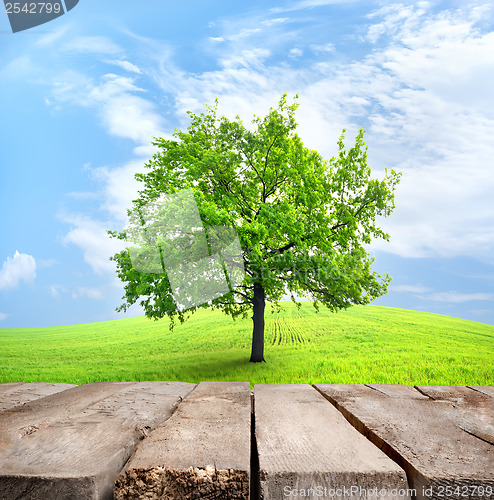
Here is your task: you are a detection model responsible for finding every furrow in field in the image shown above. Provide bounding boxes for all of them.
[271,318,278,346]
[268,312,319,347]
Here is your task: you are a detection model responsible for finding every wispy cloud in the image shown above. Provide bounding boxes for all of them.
[289,47,304,58]
[90,159,150,222]
[420,292,494,304]
[62,36,123,55]
[49,285,67,300]
[271,0,360,13]
[104,59,142,74]
[391,285,494,304]
[225,28,263,42]
[219,48,271,68]
[48,71,166,148]
[0,56,36,81]
[297,0,359,6]
[72,286,105,300]
[60,215,126,276]
[361,4,494,261]
[71,281,125,302]
[0,313,9,322]
[34,24,71,47]
[0,251,37,291]
[391,284,431,294]
[310,43,335,53]
[261,18,290,27]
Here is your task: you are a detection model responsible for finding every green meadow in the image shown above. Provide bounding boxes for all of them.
[0,303,492,387]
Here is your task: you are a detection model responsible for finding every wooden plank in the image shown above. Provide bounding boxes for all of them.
[0,381,195,500]
[315,384,494,500]
[0,382,76,412]
[416,385,493,402]
[366,383,429,399]
[469,386,494,398]
[255,384,409,500]
[0,383,25,394]
[415,385,494,445]
[114,381,251,500]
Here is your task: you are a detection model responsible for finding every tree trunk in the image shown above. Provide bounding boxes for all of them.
[250,282,266,362]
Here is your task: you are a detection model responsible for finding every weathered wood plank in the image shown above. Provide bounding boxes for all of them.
[0,381,195,499]
[366,383,429,399]
[255,384,410,500]
[0,383,25,394]
[416,385,493,403]
[468,386,494,398]
[114,381,251,500]
[415,385,494,445]
[0,382,76,412]
[315,384,494,500]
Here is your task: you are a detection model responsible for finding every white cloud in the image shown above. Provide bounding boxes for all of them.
[297,0,358,6]
[60,215,126,276]
[391,285,494,304]
[310,43,335,53]
[359,4,494,261]
[470,309,492,318]
[0,56,36,81]
[227,28,263,42]
[49,285,67,299]
[63,36,123,55]
[37,258,56,268]
[133,144,161,157]
[272,0,360,13]
[209,29,263,44]
[59,162,149,307]
[49,71,167,146]
[0,251,37,291]
[419,292,494,304]
[58,160,154,292]
[34,24,71,47]
[105,59,142,74]
[391,284,431,294]
[365,3,428,44]
[262,18,289,27]
[0,313,8,322]
[72,286,105,300]
[219,48,271,69]
[90,159,149,222]
[99,91,164,143]
[71,279,127,302]
[289,48,304,57]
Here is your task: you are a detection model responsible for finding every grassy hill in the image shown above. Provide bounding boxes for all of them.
[0,303,492,387]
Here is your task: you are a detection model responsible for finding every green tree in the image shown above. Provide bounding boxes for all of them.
[109,95,401,362]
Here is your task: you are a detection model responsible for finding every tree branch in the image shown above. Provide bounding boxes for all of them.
[232,289,253,301]
[268,236,306,255]
[261,132,281,202]
[217,177,253,222]
[354,199,375,218]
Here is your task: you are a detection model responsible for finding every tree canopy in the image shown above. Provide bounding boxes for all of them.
[109,94,401,362]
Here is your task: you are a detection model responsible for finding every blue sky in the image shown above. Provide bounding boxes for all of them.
[1,0,493,328]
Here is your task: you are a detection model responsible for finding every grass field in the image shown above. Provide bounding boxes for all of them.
[0,303,492,387]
